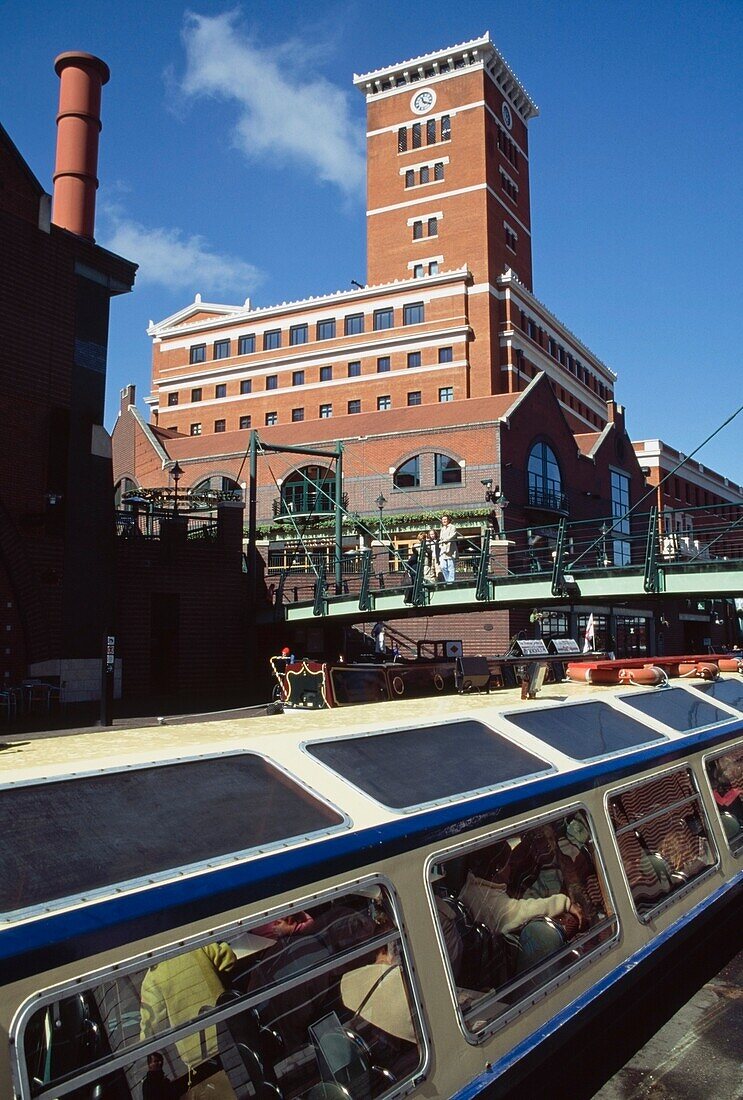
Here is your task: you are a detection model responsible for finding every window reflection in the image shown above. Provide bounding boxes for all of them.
[608,769,716,917]
[20,886,422,1099]
[430,811,617,1035]
[706,745,743,854]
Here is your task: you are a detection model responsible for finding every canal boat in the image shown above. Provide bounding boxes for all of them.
[0,664,741,1098]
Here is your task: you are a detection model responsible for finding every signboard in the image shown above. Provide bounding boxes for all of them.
[548,638,581,655]
[106,635,116,673]
[515,639,549,657]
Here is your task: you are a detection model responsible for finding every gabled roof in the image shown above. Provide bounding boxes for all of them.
[0,120,45,198]
[575,422,613,459]
[149,294,249,334]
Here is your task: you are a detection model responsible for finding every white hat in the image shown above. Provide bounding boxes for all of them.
[341,964,416,1044]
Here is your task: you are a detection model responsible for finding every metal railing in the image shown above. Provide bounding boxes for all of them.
[116,510,218,541]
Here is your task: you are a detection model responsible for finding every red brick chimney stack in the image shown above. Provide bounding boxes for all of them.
[52,51,110,240]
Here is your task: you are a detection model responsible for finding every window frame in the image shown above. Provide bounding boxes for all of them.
[238,334,255,355]
[11,875,426,1100]
[425,803,620,1041]
[344,313,364,336]
[240,379,252,395]
[215,383,227,399]
[189,344,206,365]
[373,308,394,331]
[319,365,333,382]
[702,741,743,857]
[289,323,309,346]
[263,329,281,351]
[213,339,230,360]
[403,302,425,326]
[214,419,226,433]
[605,764,719,923]
[239,415,251,430]
[316,318,336,341]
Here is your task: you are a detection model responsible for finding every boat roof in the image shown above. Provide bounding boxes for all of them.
[0,676,741,928]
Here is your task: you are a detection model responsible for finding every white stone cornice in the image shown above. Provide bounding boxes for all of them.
[497,270,617,382]
[149,267,471,339]
[353,34,539,123]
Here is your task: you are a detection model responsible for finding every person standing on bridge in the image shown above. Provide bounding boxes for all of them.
[439,515,459,584]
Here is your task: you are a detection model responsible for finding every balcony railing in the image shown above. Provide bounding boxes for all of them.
[527,485,570,514]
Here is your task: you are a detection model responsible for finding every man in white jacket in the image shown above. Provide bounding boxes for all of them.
[439,515,459,583]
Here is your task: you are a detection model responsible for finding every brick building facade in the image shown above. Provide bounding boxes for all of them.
[113,34,740,668]
[0,57,137,700]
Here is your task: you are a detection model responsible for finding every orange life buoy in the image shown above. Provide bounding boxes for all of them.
[678,661,719,680]
[718,657,743,673]
[392,675,405,696]
[618,665,665,687]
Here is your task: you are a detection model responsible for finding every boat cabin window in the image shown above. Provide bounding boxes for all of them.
[428,810,618,1037]
[621,686,734,732]
[0,755,344,921]
[697,678,743,713]
[505,700,666,760]
[17,884,424,1100]
[306,720,551,810]
[607,768,717,919]
[704,744,743,855]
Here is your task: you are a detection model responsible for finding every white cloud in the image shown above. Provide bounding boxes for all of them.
[101,206,262,296]
[179,11,365,197]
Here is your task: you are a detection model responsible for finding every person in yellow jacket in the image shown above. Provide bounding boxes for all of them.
[140,942,236,1094]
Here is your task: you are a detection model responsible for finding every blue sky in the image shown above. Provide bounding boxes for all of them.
[3,0,742,482]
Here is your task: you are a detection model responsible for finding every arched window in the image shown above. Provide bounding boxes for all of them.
[393,456,420,489]
[191,476,242,500]
[114,477,137,509]
[434,454,462,486]
[527,442,565,511]
[280,466,336,515]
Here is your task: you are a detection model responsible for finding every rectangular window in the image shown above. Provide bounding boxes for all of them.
[403,302,425,325]
[344,313,364,336]
[413,264,424,278]
[405,169,414,188]
[439,386,454,402]
[430,809,618,1037]
[426,118,436,144]
[167,392,178,406]
[266,375,278,390]
[289,323,308,346]
[292,370,305,386]
[441,114,451,141]
[377,356,390,373]
[407,351,421,369]
[189,344,206,364]
[373,308,394,331]
[398,126,407,152]
[191,387,202,403]
[347,361,361,377]
[706,745,743,855]
[316,319,336,341]
[429,261,439,275]
[238,334,255,355]
[412,220,423,240]
[608,769,716,919]
[611,469,631,565]
[214,339,230,359]
[348,399,361,414]
[377,395,391,410]
[434,161,444,181]
[438,346,453,363]
[291,408,304,422]
[215,383,227,399]
[240,379,252,394]
[239,415,251,429]
[319,365,333,382]
[420,165,430,184]
[190,422,201,436]
[407,390,422,406]
[18,884,423,1100]
[427,216,438,237]
[505,225,517,251]
[265,411,277,426]
[319,403,333,418]
[412,122,421,149]
[214,419,226,433]
[263,329,281,351]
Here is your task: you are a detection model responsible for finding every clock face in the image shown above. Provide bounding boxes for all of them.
[502,102,513,130]
[410,87,437,115]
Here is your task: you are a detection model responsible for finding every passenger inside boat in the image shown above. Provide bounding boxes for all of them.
[20,888,423,1099]
[430,811,618,1033]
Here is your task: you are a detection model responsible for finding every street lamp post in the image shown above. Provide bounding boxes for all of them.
[171,461,183,515]
[375,493,387,540]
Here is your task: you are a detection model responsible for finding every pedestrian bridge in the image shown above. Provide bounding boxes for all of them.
[259,507,743,625]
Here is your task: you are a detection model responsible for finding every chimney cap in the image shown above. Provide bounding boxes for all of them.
[54,51,110,84]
